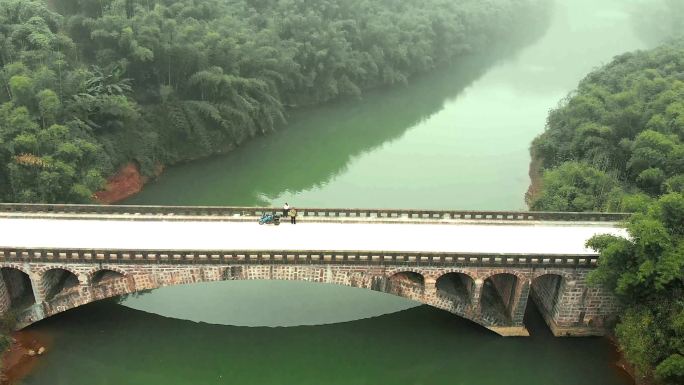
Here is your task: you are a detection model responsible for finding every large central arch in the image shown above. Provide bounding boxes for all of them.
[5,264,505,332]
[0,262,617,337]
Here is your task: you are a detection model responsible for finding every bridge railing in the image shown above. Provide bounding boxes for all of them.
[0,248,600,268]
[0,203,630,222]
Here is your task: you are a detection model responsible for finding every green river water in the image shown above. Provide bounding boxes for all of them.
[19,0,647,384]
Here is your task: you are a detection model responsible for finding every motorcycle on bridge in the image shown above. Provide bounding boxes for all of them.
[258,212,281,225]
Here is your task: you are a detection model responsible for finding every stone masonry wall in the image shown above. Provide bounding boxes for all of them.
[0,277,10,314]
[386,274,425,302]
[549,270,619,329]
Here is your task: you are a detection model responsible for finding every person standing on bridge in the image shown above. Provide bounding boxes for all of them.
[288,207,297,224]
[283,202,290,217]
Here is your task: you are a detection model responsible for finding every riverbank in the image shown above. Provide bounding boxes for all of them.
[91,9,556,206]
[526,155,646,385]
[104,153,548,206]
[525,152,544,209]
[95,162,166,204]
[616,354,647,385]
[610,336,651,385]
[1,330,51,385]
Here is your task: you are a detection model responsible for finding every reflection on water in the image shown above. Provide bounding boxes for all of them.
[126,0,645,211]
[125,47,526,207]
[21,299,632,385]
[122,280,419,327]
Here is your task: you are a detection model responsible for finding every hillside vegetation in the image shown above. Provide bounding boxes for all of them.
[530,41,684,213]
[530,40,684,385]
[0,0,551,203]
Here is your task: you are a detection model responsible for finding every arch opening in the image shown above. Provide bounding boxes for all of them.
[43,269,79,301]
[8,266,495,333]
[436,272,474,306]
[481,273,519,326]
[386,271,425,297]
[1,268,36,311]
[92,270,125,285]
[530,274,564,328]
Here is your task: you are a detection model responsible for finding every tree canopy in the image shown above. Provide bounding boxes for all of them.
[0,0,551,203]
[529,39,684,384]
[530,41,684,212]
[588,193,684,384]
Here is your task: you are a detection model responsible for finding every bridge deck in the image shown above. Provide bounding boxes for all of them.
[0,216,626,255]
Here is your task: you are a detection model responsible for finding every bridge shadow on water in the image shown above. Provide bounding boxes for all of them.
[20,298,633,385]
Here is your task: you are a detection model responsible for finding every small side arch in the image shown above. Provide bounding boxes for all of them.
[1,267,36,311]
[531,269,574,281]
[480,272,523,326]
[480,269,530,283]
[41,268,81,301]
[0,264,32,276]
[385,271,425,298]
[388,271,425,286]
[91,269,126,285]
[436,272,476,305]
[85,266,129,282]
[386,267,428,278]
[37,265,84,282]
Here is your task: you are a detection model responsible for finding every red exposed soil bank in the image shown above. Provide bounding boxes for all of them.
[1,330,52,385]
[94,162,164,204]
[94,163,145,204]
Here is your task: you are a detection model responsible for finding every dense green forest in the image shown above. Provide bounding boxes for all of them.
[530,41,684,212]
[588,194,683,385]
[529,40,684,384]
[0,0,550,203]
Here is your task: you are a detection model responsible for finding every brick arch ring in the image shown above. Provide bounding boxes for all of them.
[434,269,478,282]
[85,266,129,281]
[0,263,33,276]
[480,270,531,285]
[386,268,428,278]
[531,270,574,281]
[37,266,87,285]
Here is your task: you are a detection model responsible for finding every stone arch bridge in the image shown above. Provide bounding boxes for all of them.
[0,204,629,336]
